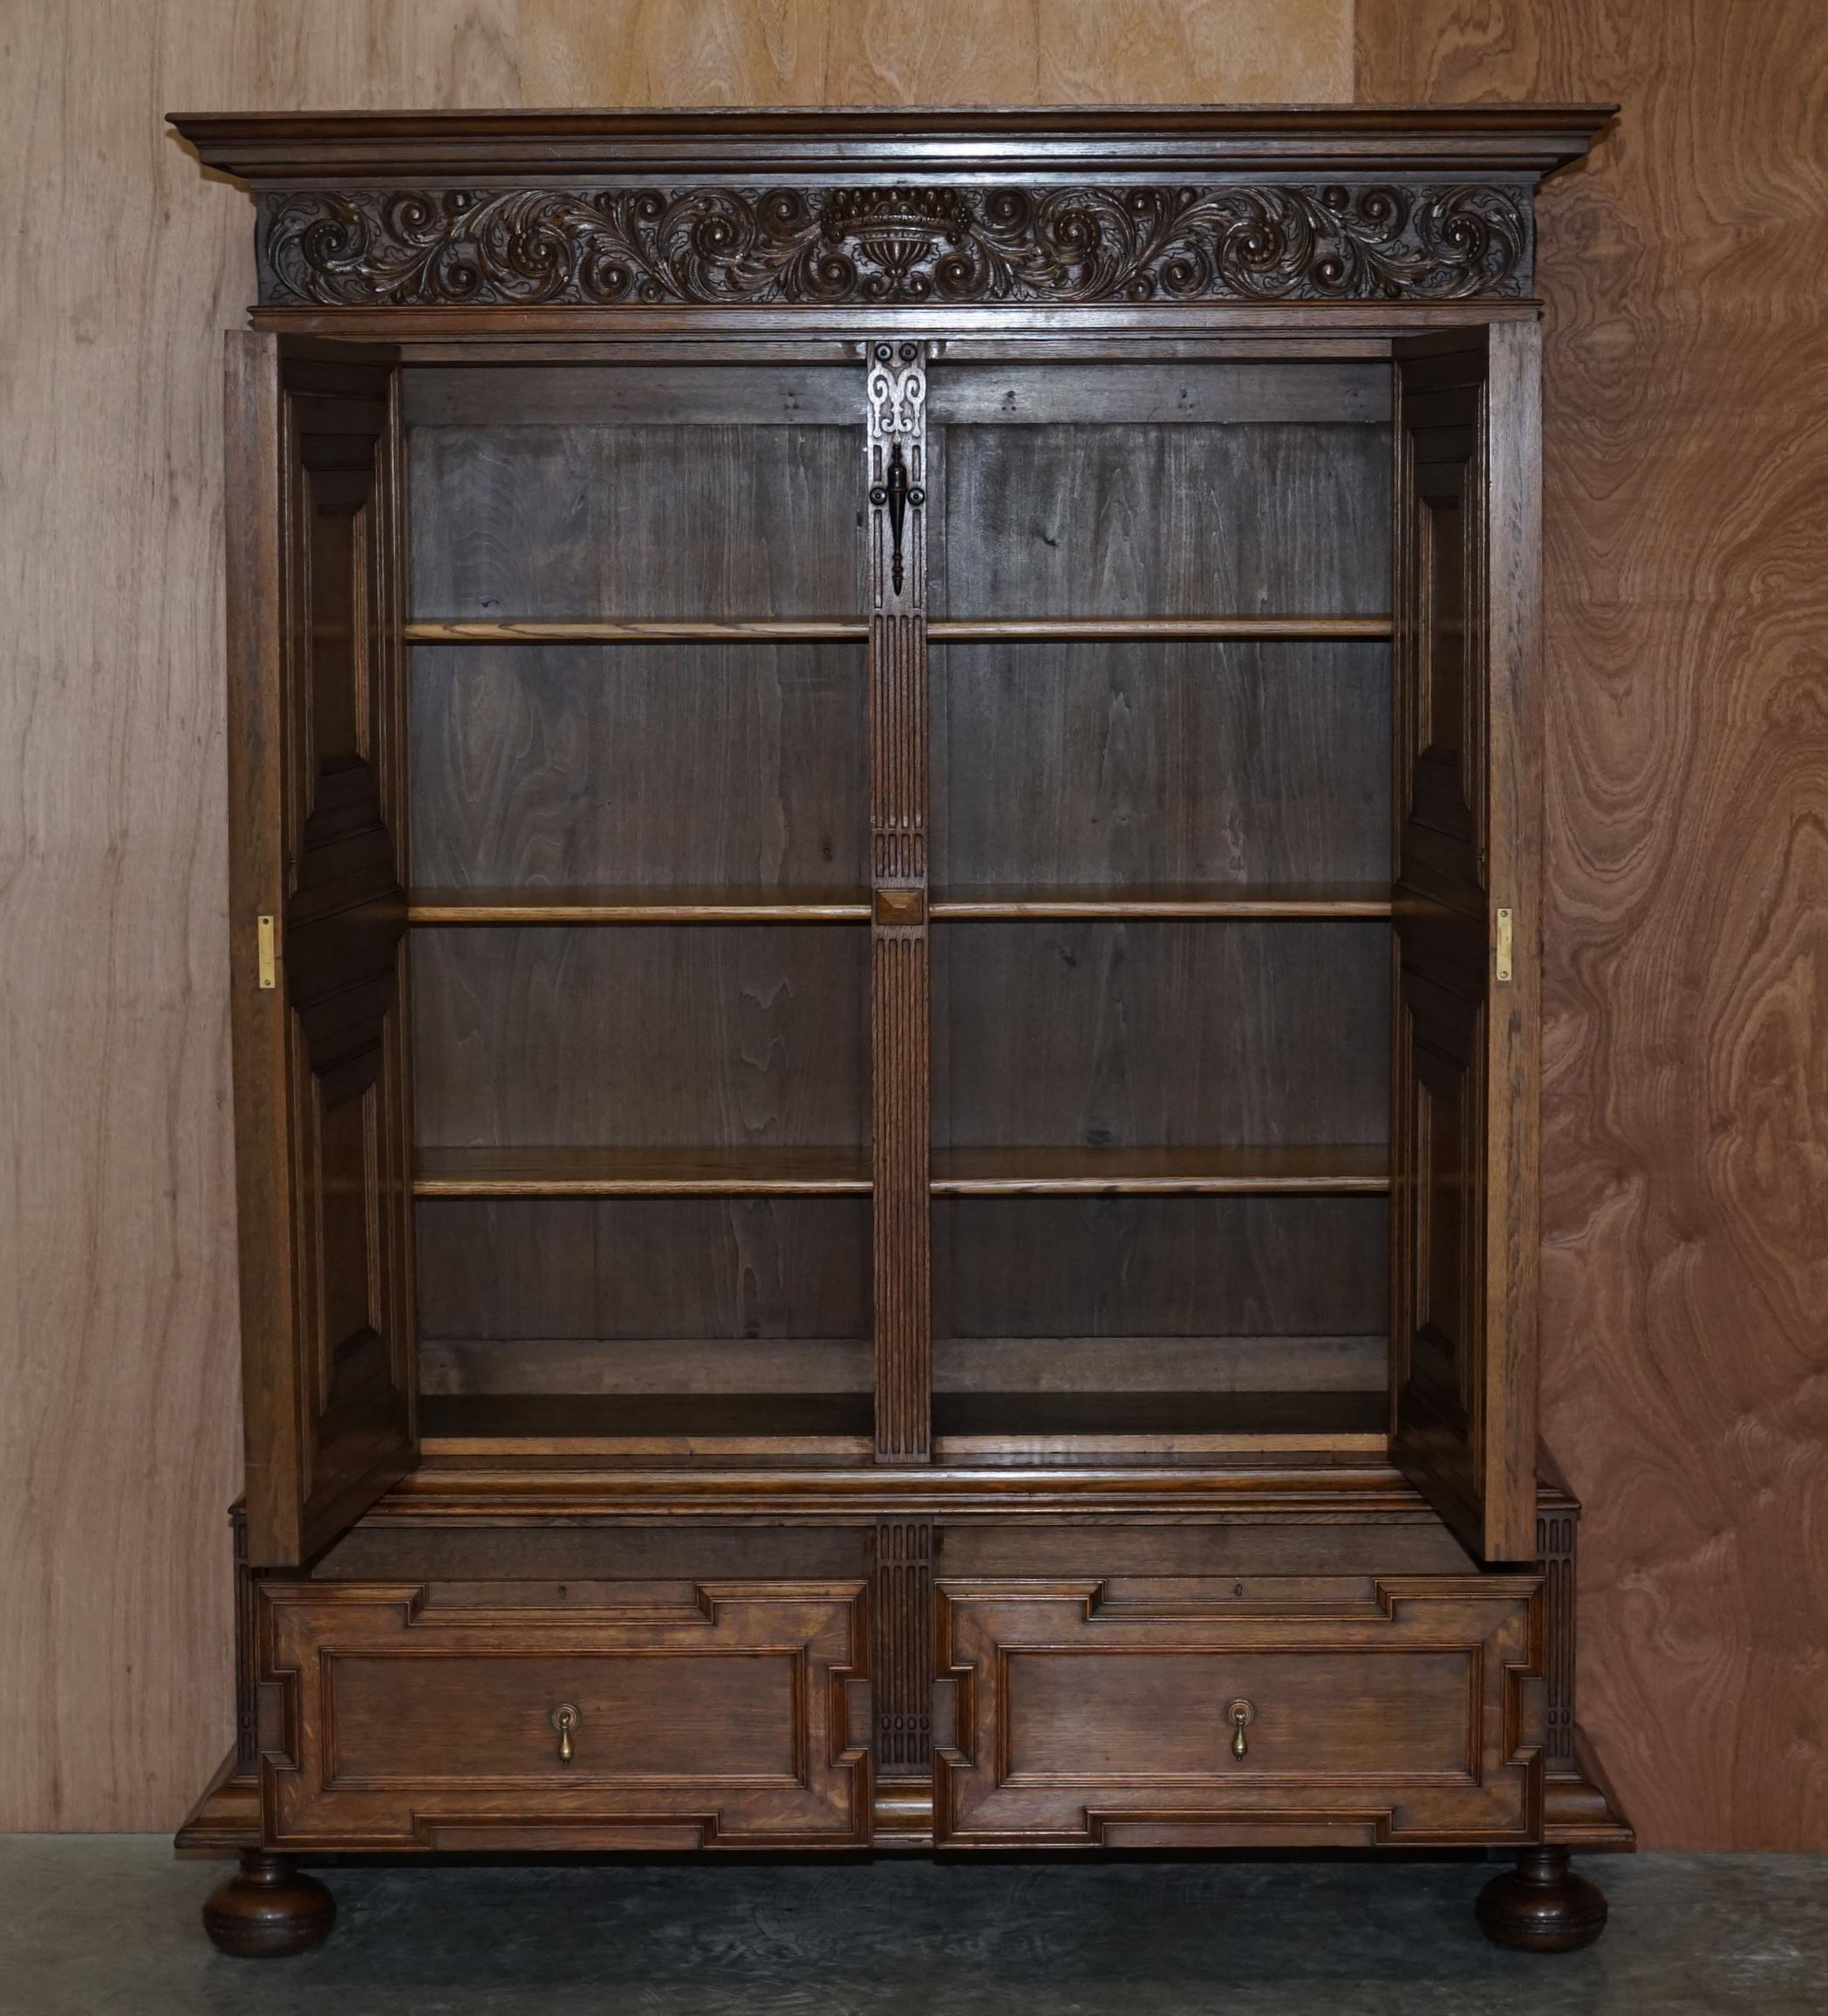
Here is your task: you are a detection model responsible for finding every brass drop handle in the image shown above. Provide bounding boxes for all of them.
[549,1702,580,1764]
[1229,1698,1255,1761]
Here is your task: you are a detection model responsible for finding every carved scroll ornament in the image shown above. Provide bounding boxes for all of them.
[259,181,1532,306]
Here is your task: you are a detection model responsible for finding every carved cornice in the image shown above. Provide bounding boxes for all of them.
[256,181,1533,307]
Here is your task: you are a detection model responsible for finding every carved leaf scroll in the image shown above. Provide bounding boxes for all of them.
[259,181,1532,307]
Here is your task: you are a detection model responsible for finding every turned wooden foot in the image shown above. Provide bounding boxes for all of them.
[202,1851,336,1958]
[1477,1846,1608,1952]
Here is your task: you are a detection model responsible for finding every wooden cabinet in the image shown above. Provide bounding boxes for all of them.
[171,105,1631,1957]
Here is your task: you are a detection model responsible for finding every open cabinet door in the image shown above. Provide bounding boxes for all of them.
[225,333,416,1567]
[1388,325,1541,1564]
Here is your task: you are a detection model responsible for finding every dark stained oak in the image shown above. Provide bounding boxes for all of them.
[1386,325,1542,1566]
[413,1146,871,1196]
[931,616,1390,640]
[932,921,1391,1153]
[1477,1848,1610,1953]
[419,1337,876,1398]
[407,618,869,642]
[409,419,862,622]
[410,926,868,1152]
[930,1335,1387,1397]
[405,617,1392,643]
[931,1188,1389,1422]
[926,359,1391,427]
[253,1579,870,1848]
[222,334,418,1571]
[418,1392,875,1458]
[933,1574,1545,1844]
[930,1145,1388,1195]
[414,1196,870,1353]
[201,1854,336,1959]
[938,420,1390,620]
[932,884,1392,919]
[408,888,873,924]
[408,641,866,893]
[932,638,1390,893]
[931,1390,1388,1461]
[181,105,1627,1926]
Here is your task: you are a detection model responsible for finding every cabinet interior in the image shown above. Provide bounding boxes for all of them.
[401,350,1397,1464]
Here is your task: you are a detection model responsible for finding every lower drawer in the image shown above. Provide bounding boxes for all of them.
[934,1574,1545,1847]
[256,1580,870,1850]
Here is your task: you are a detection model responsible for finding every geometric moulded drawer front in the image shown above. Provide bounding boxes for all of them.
[256,1581,870,1851]
[934,1576,1545,1849]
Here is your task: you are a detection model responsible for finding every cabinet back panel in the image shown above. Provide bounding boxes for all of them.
[933,639,1389,888]
[933,1193,1387,1343]
[417,1197,869,1339]
[410,642,866,890]
[943,1193,1386,1418]
[412,926,868,1148]
[402,364,860,431]
[932,1335,1386,1396]
[927,360,1391,430]
[938,419,1390,619]
[410,421,862,619]
[933,920,1390,1150]
[419,1337,874,1397]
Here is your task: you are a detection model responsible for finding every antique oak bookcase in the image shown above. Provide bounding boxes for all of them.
[171,106,1630,1958]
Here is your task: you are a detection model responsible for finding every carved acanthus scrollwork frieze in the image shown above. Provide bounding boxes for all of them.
[257,181,1533,306]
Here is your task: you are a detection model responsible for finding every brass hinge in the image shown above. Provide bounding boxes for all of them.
[1494,907,1514,985]
[256,914,277,990]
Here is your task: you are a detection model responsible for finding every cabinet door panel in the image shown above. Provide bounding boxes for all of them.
[1389,328,1540,1563]
[226,332,416,1566]
[935,1575,1545,1848]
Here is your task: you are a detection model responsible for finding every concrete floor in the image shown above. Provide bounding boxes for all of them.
[3,1839,1824,2015]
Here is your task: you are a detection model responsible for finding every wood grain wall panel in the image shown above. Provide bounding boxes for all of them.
[1359,0,1828,1849]
[0,0,1358,1833]
[519,1,1354,107]
[0,0,516,1835]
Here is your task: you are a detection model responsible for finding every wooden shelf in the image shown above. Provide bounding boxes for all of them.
[930,1145,1388,1196]
[931,1390,1387,1461]
[415,1147,1385,1198]
[419,1392,873,1459]
[929,616,1391,642]
[409,886,872,924]
[931,883,1394,920]
[406,616,1389,646]
[406,618,868,644]
[414,1146,871,1197]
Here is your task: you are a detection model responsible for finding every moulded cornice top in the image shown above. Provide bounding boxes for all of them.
[169,103,1617,184]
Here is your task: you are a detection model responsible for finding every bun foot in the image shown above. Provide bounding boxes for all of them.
[202,1851,336,1958]
[1477,1846,1608,1952]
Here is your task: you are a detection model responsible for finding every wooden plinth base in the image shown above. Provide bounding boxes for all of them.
[1476,1846,1609,1953]
[201,1851,336,1958]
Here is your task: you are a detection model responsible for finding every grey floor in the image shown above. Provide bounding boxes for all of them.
[3,1838,1824,2016]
